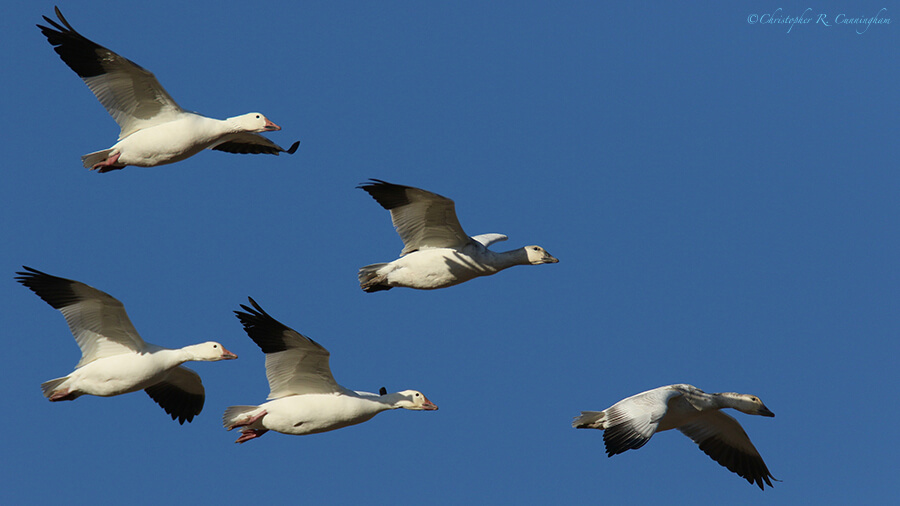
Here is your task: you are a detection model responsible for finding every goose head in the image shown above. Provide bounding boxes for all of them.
[186,341,239,361]
[392,390,438,411]
[230,113,282,132]
[524,245,559,265]
[726,393,775,417]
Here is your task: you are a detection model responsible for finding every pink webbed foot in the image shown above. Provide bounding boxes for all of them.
[48,389,77,402]
[91,152,123,173]
[235,428,268,444]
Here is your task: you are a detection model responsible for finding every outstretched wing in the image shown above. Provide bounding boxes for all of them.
[358,179,470,255]
[234,298,341,399]
[37,7,184,139]
[600,386,681,456]
[16,266,147,368]
[678,411,775,489]
[471,233,508,248]
[144,366,205,424]
[212,136,300,155]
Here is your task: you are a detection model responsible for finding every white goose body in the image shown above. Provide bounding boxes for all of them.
[358,180,558,292]
[52,345,220,398]
[37,8,298,172]
[372,243,536,290]
[106,113,266,168]
[229,390,421,437]
[224,298,437,443]
[573,384,776,490]
[16,267,238,424]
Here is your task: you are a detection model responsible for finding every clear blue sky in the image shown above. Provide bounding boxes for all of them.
[1,2,896,504]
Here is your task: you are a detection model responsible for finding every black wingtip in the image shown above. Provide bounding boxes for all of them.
[355,178,391,190]
[38,7,75,37]
[356,179,417,211]
[15,265,43,278]
[14,265,41,286]
[14,266,83,310]
[236,296,266,317]
[145,384,203,425]
[37,6,110,79]
[285,141,300,154]
[234,297,296,354]
[379,387,387,396]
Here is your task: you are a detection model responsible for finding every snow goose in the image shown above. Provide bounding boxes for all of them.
[573,384,776,489]
[357,179,558,291]
[37,7,299,172]
[224,298,437,443]
[16,266,238,423]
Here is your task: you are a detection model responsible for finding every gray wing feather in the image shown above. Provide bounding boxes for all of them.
[38,7,184,139]
[211,136,299,155]
[359,180,470,255]
[678,411,775,489]
[234,298,341,398]
[144,366,205,424]
[16,266,147,368]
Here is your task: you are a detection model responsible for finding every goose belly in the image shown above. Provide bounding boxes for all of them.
[656,398,704,432]
[68,354,171,397]
[259,395,382,435]
[114,119,219,166]
[388,249,493,289]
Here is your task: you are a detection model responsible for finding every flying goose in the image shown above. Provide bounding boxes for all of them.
[16,266,238,423]
[357,179,558,291]
[37,7,299,172]
[573,384,776,489]
[224,298,437,442]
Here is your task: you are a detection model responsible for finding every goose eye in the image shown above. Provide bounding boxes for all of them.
[213,344,218,348]
[256,114,261,119]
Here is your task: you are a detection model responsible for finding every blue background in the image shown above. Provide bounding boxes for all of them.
[1,2,896,504]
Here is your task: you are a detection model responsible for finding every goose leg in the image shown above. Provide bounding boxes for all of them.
[232,409,267,429]
[92,152,122,172]
[361,275,390,292]
[235,428,268,444]
[48,389,77,402]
